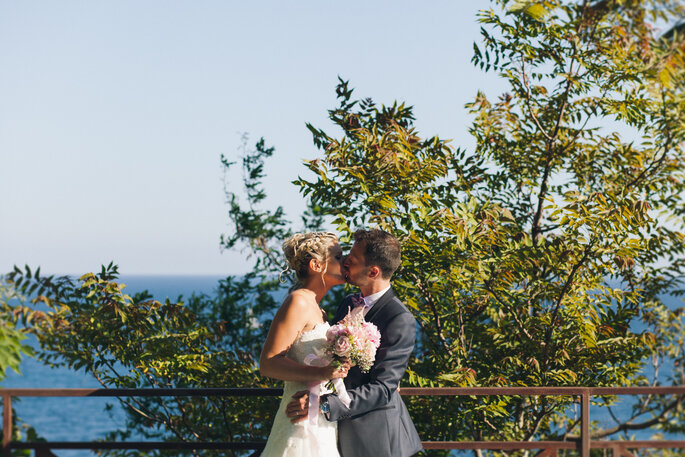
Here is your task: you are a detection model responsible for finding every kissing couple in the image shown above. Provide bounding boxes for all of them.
[258,228,423,457]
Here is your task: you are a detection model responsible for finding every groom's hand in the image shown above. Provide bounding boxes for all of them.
[285,390,309,423]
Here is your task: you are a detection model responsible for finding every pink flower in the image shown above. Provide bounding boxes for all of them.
[334,336,352,357]
[349,326,364,341]
[326,325,350,342]
[323,307,382,373]
[326,327,339,342]
[362,323,381,347]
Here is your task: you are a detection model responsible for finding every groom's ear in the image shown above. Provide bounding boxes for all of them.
[368,265,381,279]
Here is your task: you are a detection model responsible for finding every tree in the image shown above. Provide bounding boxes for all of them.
[8,0,685,455]
[295,0,685,451]
[0,276,33,382]
[0,274,42,457]
[7,263,283,457]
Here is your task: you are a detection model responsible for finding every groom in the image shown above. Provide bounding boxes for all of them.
[285,228,423,457]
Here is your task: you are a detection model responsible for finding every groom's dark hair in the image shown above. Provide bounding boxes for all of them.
[354,228,401,279]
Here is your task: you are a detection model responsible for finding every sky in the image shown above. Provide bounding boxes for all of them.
[0,1,506,276]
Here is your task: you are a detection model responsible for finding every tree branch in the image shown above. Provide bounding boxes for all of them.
[623,134,673,193]
[483,279,536,342]
[591,395,684,439]
[91,369,171,433]
[531,40,579,242]
[140,369,199,447]
[542,241,594,369]
[520,57,554,142]
[415,315,445,358]
[413,274,454,358]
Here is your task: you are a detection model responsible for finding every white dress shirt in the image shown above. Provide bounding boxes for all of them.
[360,284,391,316]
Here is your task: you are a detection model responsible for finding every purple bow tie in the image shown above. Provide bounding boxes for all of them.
[351,295,366,308]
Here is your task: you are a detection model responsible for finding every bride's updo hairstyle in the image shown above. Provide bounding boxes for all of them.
[282,231,338,285]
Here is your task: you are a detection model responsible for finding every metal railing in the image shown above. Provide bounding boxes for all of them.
[1,386,684,457]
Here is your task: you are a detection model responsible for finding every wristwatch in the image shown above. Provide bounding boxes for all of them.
[320,399,330,415]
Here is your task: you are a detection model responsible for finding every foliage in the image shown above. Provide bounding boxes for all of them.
[8,264,277,457]
[294,0,685,451]
[218,133,349,320]
[0,275,43,457]
[0,276,34,381]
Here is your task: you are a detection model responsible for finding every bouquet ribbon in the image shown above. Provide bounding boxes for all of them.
[303,354,351,425]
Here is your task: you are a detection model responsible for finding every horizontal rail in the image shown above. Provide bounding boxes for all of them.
[2,387,683,457]
[12,442,264,451]
[0,387,284,397]
[399,386,685,396]
[423,441,685,450]
[9,440,685,452]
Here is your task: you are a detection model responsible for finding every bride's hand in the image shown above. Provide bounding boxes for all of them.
[326,358,352,379]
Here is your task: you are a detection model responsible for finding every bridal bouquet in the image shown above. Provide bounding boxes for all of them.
[303,307,381,421]
[325,306,381,372]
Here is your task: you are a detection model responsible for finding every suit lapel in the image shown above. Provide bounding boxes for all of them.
[364,287,395,323]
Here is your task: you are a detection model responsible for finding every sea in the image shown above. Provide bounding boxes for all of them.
[2,275,683,456]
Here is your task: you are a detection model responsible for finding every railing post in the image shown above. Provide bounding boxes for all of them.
[581,389,590,457]
[3,394,11,457]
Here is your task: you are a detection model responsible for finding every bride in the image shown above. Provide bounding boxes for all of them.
[259,231,351,457]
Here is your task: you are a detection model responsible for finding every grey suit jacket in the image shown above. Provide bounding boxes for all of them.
[323,288,423,457]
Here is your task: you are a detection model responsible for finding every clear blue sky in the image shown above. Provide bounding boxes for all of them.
[0,1,505,275]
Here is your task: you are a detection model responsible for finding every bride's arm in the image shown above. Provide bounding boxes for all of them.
[259,294,343,382]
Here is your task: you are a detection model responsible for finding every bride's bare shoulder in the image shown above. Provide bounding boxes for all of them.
[287,289,315,303]
[278,289,315,313]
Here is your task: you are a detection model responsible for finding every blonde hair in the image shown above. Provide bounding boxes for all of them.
[281,231,338,284]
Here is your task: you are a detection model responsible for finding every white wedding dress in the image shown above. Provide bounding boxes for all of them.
[260,322,341,457]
